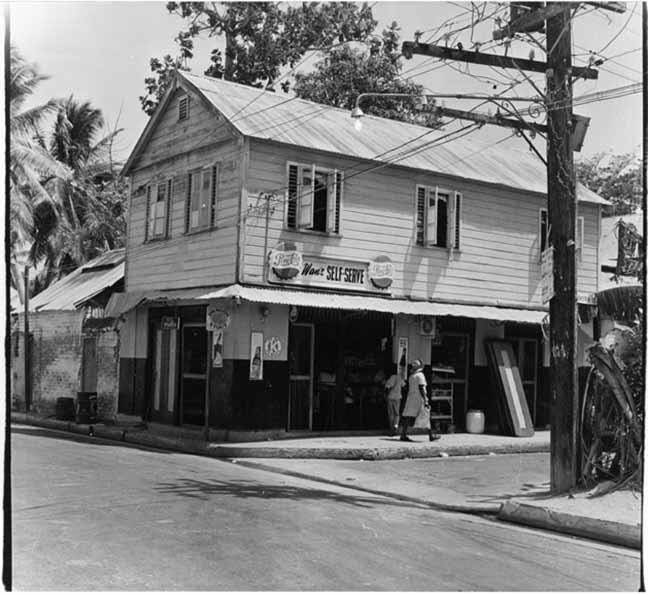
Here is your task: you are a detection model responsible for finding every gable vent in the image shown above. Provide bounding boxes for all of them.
[178,95,189,121]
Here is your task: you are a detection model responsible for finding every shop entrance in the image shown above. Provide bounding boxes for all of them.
[150,325,179,424]
[430,333,470,429]
[180,324,207,426]
[291,309,392,431]
[288,323,314,430]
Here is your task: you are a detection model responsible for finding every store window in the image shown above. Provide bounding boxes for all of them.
[286,162,342,233]
[416,185,461,249]
[145,179,172,241]
[186,166,219,232]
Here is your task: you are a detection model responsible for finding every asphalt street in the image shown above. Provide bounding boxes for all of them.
[11,424,640,590]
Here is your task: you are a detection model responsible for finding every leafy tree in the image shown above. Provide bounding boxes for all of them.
[9,48,70,251]
[31,96,127,288]
[576,152,642,216]
[140,1,377,115]
[293,22,425,122]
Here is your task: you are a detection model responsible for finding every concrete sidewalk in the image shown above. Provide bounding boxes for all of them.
[11,412,642,549]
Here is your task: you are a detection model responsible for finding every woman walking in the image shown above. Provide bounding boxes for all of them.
[400,359,440,442]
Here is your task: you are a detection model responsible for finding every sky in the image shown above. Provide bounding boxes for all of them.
[9,1,645,164]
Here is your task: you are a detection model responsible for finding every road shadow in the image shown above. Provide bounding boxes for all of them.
[154,476,431,510]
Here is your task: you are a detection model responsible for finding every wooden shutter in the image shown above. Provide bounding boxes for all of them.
[539,208,548,253]
[326,170,338,233]
[416,186,426,245]
[298,165,314,228]
[427,187,438,246]
[166,179,173,238]
[334,171,342,234]
[453,192,462,249]
[577,216,585,260]
[210,165,219,228]
[145,185,152,241]
[287,164,299,228]
[185,173,192,232]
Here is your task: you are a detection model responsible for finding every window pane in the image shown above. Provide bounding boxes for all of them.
[189,172,201,229]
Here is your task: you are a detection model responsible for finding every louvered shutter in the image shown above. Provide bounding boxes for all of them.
[287,164,298,228]
[298,165,314,228]
[447,192,456,252]
[185,173,192,232]
[334,171,342,234]
[454,192,462,249]
[210,165,219,228]
[427,187,438,246]
[145,185,152,241]
[166,179,173,238]
[326,170,338,233]
[416,186,426,245]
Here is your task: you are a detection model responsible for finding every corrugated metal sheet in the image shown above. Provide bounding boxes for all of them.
[29,250,125,311]
[200,284,547,324]
[181,72,607,205]
[104,287,222,317]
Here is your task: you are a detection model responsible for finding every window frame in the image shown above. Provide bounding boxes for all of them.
[415,184,461,251]
[284,161,342,235]
[145,178,172,243]
[185,164,219,234]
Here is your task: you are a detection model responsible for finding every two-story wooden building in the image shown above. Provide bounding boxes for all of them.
[109,71,607,434]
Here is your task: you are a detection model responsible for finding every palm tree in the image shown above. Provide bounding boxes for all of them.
[9,48,70,248]
[9,47,70,300]
[30,96,126,286]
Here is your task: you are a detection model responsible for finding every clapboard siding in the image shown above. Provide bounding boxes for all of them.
[125,91,243,292]
[242,140,600,307]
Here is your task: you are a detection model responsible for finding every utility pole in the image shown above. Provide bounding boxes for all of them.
[545,2,578,493]
[23,266,32,413]
[402,1,626,494]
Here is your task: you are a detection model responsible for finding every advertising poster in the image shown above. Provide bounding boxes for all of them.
[212,329,224,368]
[397,337,408,379]
[249,331,264,380]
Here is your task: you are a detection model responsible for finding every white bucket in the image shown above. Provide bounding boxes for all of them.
[466,409,485,434]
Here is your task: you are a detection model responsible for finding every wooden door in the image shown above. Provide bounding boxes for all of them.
[150,326,179,424]
[288,323,314,430]
[81,336,97,392]
[180,324,207,426]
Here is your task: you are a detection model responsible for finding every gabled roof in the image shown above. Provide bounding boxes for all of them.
[124,70,608,204]
[29,249,125,311]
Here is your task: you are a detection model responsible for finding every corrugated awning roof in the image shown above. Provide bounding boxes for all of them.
[178,72,608,206]
[29,249,125,311]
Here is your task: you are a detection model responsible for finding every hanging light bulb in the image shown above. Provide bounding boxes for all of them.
[354,118,363,132]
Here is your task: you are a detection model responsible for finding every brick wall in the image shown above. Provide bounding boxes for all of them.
[96,330,120,421]
[11,310,84,415]
[11,310,120,420]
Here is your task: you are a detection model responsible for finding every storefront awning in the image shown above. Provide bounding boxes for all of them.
[104,287,219,318]
[200,284,548,324]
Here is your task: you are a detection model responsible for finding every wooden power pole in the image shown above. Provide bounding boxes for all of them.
[402,1,626,493]
[545,3,578,493]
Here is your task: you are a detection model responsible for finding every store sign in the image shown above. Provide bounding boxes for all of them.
[369,256,394,289]
[161,316,177,330]
[268,249,393,293]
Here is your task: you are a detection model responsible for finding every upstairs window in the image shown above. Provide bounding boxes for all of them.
[539,208,549,254]
[178,94,189,121]
[286,162,341,234]
[186,165,219,233]
[145,179,172,241]
[415,185,461,249]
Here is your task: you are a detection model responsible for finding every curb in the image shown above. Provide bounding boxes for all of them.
[231,459,501,515]
[207,442,549,460]
[498,500,641,550]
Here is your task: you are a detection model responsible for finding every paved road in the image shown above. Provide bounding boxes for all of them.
[11,425,640,590]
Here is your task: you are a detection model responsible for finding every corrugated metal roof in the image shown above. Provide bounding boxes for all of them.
[200,284,547,323]
[181,72,607,205]
[29,249,125,311]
